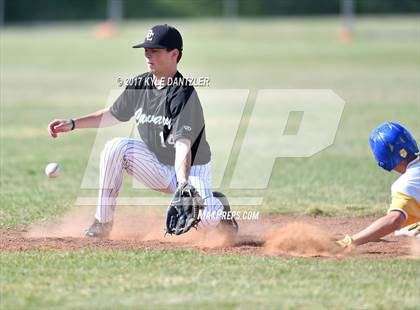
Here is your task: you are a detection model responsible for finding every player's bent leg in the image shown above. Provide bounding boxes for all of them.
[188,163,238,232]
[88,138,131,237]
[213,191,239,234]
[199,196,224,229]
[187,164,221,229]
[94,138,132,224]
[123,139,176,193]
[394,221,420,238]
[87,138,176,238]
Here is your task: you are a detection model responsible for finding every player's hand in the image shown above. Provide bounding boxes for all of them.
[336,235,353,248]
[48,119,73,138]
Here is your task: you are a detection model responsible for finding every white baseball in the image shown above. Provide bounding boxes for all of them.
[45,163,60,178]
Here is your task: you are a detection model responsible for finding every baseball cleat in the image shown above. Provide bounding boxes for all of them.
[213,191,239,234]
[394,222,420,238]
[85,219,113,238]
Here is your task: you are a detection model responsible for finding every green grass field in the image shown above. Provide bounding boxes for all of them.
[1,17,419,308]
[2,250,419,309]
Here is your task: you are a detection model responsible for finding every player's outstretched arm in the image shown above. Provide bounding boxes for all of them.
[351,211,405,245]
[338,210,405,247]
[47,108,120,138]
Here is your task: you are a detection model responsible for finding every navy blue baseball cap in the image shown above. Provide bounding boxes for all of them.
[133,24,183,50]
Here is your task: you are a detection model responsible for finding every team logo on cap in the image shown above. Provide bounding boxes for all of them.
[146,30,154,41]
[399,148,407,158]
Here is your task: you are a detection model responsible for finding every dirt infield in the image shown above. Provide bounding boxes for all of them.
[1,210,418,259]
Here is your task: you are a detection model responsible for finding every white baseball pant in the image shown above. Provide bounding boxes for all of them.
[95,137,223,229]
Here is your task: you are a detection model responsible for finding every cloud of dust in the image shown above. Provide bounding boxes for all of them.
[25,209,345,256]
[24,209,415,258]
[110,212,235,248]
[25,206,95,238]
[25,206,237,248]
[263,222,342,257]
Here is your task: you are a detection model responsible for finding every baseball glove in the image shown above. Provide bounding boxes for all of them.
[165,182,204,235]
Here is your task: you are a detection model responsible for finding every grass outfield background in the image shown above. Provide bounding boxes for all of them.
[1,17,419,308]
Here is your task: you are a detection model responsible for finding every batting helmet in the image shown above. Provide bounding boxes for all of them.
[369,122,418,171]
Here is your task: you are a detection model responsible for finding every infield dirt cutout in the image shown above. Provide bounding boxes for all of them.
[1,207,418,259]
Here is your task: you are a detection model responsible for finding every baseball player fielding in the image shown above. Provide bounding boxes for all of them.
[47,24,238,238]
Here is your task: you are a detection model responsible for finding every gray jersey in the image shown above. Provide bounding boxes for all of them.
[110,71,211,166]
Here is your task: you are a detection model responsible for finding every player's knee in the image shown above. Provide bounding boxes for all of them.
[103,138,129,153]
[200,198,224,229]
[101,138,130,160]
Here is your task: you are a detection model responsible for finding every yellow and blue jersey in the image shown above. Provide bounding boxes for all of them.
[388,157,420,226]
